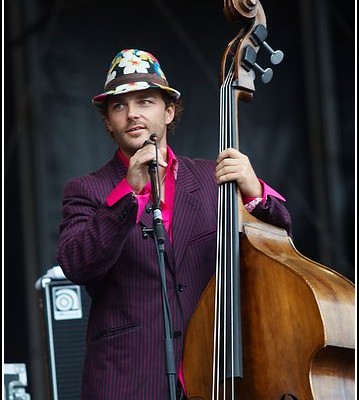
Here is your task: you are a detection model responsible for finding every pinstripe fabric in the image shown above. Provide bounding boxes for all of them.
[56,151,291,400]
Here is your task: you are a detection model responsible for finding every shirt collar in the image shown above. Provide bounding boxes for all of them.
[166,146,178,180]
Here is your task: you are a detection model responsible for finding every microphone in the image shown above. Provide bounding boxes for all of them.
[143,133,158,147]
[149,133,157,142]
[144,133,158,169]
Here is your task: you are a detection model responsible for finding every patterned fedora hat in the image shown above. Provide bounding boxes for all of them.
[92,49,181,107]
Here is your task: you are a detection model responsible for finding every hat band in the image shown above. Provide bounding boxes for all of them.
[105,73,169,92]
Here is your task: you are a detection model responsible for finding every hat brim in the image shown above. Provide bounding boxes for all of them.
[92,81,181,107]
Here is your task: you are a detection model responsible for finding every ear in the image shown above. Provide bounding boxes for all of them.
[165,103,175,125]
[104,117,113,133]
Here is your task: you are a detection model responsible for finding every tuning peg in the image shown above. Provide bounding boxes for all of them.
[242,45,273,84]
[254,63,273,84]
[251,24,284,65]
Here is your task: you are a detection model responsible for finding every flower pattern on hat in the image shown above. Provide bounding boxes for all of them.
[111,81,151,95]
[105,71,116,87]
[119,52,150,74]
[105,49,167,87]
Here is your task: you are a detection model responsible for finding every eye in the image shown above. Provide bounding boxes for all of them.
[139,98,154,105]
[112,102,125,110]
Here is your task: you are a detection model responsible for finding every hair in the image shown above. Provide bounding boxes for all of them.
[162,92,183,134]
[98,90,183,137]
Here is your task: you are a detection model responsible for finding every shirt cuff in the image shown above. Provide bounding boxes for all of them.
[242,178,286,211]
[106,178,134,206]
[106,178,150,222]
[244,197,262,212]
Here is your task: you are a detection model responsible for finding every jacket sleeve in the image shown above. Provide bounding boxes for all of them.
[251,195,293,237]
[56,177,138,285]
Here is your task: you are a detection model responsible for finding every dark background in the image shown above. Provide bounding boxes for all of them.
[4,0,355,398]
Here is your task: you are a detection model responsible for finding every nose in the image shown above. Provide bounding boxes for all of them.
[127,103,140,119]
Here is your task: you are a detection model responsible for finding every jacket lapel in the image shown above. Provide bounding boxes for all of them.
[171,160,201,270]
[108,151,127,187]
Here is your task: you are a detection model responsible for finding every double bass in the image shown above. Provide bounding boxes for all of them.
[182,1,355,399]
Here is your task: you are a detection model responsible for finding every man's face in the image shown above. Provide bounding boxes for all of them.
[104,89,175,158]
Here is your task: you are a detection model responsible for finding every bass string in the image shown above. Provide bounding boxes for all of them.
[213,64,237,400]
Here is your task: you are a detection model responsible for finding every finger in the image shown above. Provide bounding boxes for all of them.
[216,171,241,184]
[215,159,241,175]
[216,147,239,163]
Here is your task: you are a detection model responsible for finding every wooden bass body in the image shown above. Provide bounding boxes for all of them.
[183,213,355,400]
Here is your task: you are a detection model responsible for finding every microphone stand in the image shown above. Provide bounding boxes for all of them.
[148,161,177,400]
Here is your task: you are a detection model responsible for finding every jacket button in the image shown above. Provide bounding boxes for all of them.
[173,331,182,339]
[177,284,184,292]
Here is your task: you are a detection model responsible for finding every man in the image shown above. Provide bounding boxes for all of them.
[56,48,292,399]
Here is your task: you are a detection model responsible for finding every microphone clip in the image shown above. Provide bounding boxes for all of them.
[141,227,153,239]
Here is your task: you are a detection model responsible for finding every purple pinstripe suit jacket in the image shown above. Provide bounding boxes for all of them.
[56,151,291,400]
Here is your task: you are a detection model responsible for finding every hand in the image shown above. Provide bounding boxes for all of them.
[215,148,262,198]
[126,143,167,194]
